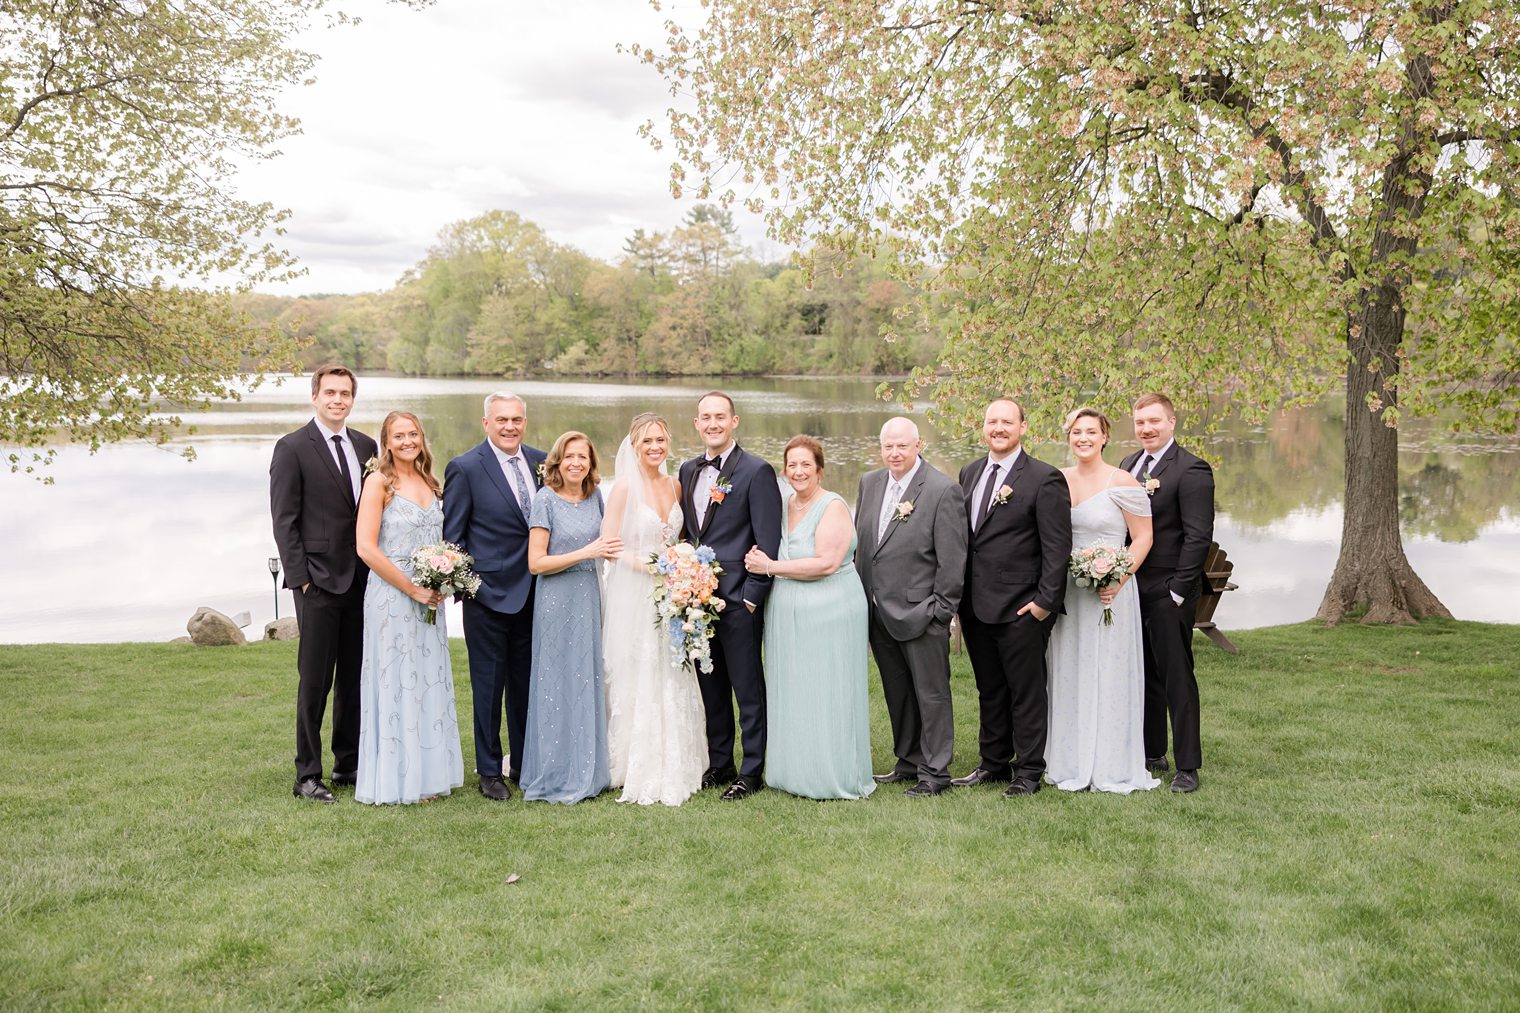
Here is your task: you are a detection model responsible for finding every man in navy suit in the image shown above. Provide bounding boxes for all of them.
[443,392,546,801]
[1119,392,1214,793]
[677,392,783,800]
[270,364,378,803]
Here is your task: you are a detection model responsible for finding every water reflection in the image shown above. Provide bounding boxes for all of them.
[1,376,1515,642]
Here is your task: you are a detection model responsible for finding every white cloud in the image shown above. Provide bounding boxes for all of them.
[219,0,763,295]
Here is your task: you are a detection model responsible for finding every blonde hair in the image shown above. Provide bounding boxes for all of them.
[376,411,443,504]
[1063,406,1111,447]
[628,411,669,445]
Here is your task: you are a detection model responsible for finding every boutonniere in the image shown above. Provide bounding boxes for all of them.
[894,499,915,522]
[991,484,1013,507]
[362,456,379,476]
[535,462,546,483]
[1143,474,1160,496]
[709,478,733,504]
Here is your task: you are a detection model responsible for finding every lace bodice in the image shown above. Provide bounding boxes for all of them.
[378,493,442,567]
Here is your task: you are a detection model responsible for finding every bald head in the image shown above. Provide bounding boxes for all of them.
[879,416,923,479]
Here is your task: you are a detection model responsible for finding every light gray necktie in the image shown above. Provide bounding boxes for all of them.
[877,479,901,541]
[507,456,532,512]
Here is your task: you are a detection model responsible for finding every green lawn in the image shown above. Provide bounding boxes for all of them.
[3,621,1518,1009]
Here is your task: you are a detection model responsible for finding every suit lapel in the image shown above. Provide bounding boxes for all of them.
[976,452,1026,541]
[699,445,743,539]
[875,466,927,556]
[477,441,525,520]
[1150,444,1179,479]
[307,420,354,508]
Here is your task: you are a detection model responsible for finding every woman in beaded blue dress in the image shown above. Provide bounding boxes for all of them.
[353,411,464,805]
[521,431,622,803]
[743,435,874,800]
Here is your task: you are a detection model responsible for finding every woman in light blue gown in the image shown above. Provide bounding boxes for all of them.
[744,436,874,800]
[521,432,621,804]
[1045,408,1160,794]
[353,411,464,805]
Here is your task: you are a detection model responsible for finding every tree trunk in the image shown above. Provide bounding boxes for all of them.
[1317,307,1451,624]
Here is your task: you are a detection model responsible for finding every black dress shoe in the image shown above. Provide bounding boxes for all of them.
[904,780,949,797]
[1145,756,1170,774]
[872,770,914,784]
[1171,769,1199,793]
[293,778,335,804]
[719,779,762,801]
[950,767,1012,787]
[702,768,738,790]
[330,770,357,787]
[478,775,511,801]
[507,769,521,785]
[1002,777,1041,798]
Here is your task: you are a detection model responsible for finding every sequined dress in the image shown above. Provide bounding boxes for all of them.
[520,488,611,804]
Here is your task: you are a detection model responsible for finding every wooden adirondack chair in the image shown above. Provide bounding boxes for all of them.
[1194,541,1239,654]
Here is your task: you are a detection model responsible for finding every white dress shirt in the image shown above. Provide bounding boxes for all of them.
[489,442,534,512]
[694,442,735,528]
[314,417,361,503]
[877,457,922,540]
[972,448,1021,530]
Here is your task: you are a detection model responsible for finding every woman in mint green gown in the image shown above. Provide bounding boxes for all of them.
[745,436,874,800]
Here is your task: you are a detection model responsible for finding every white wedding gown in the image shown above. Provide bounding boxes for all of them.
[1045,479,1161,794]
[600,495,706,806]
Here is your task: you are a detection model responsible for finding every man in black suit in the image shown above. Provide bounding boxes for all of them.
[678,391,783,800]
[443,392,546,802]
[270,364,378,803]
[1120,393,1215,793]
[953,398,1072,797]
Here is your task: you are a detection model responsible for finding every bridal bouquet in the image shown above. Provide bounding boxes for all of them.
[1069,544,1136,626]
[647,542,725,673]
[410,541,482,625]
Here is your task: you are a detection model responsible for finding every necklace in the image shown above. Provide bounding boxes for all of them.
[790,491,821,510]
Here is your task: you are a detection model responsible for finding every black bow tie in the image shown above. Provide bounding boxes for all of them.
[701,456,722,470]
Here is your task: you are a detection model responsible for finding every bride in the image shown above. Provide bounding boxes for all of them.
[1045,407,1160,794]
[599,412,707,805]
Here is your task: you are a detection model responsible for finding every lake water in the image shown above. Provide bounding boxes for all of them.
[1,374,1516,643]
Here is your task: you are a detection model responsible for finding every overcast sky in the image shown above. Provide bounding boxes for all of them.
[230,0,773,296]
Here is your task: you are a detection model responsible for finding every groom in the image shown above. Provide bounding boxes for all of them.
[1120,393,1214,793]
[443,392,546,802]
[678,391,782,800]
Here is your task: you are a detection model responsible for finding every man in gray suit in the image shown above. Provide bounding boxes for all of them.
[855,417,969,796]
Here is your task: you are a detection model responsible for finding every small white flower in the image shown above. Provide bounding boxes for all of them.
[894,500,915,522]
[1144,478,1161,495]
[992,484,1013,507]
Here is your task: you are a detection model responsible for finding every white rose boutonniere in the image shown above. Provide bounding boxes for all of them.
[362,456,379,476]
[1144,477,1161,496]
[894,499,915,522]
[992,484,1013,507]
[535,462,547,483]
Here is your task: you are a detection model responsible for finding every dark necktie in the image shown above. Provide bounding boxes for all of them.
[332,435,354,505]
[1138,453,1155,478]
[975,463,1000,531]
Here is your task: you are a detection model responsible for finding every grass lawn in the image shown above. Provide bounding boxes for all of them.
[2,620,1518,1009]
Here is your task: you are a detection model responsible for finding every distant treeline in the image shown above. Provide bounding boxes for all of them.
[238,206,946,377]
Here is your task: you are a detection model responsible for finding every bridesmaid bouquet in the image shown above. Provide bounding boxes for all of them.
[1069,544,1136,626]
[410,541,482,625]
[647,542,726,673]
